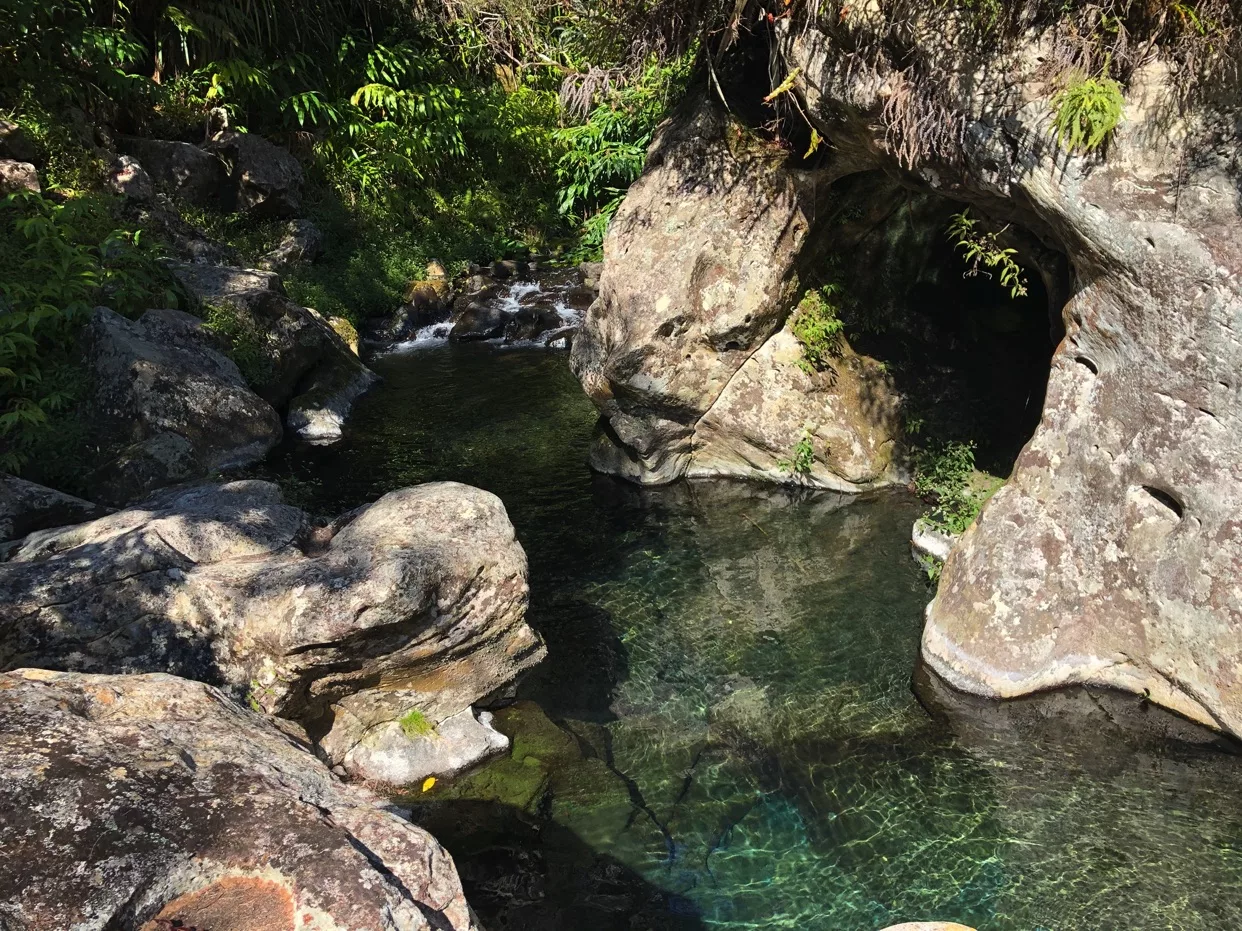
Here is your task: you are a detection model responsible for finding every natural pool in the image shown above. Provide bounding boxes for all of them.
[269,343,1242,931]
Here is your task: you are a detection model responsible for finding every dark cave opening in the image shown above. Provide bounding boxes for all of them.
[806,171,1067,477]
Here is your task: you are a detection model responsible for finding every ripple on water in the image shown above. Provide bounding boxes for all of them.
[266,344,1242,931]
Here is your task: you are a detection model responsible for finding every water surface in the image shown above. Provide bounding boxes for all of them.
[271,343,1242,931]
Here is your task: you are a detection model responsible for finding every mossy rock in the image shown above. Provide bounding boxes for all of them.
[437,755,551,813]
[490,701,583,768]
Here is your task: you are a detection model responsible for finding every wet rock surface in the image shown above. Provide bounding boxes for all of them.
[0,480,545,783]
[0,668,479,931]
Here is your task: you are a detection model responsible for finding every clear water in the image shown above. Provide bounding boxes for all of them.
[269,343,1242,931]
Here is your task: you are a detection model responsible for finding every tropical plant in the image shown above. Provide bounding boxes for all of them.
[778,427,817,476]
[1051,71,1125,154]
[0,192,182,471]
[947,210,1029,299]
[791,285,846,374]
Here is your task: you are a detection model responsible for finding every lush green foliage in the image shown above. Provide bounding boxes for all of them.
[0,192,181,470]
[947,210,1029,299]
[202,301,271,386]
[778,427,817,476]
[1052,72,1125,154]
[791,285,846,375]
[913,439,1000,535]
[554,53,694,258]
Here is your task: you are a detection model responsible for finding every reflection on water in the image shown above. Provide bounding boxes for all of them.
[268,344,1242,931]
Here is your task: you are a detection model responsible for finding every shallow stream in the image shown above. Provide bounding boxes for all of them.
[271,341,1242,931]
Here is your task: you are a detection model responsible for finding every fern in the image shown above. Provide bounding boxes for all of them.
[1051,73,1125,154]
[791,285,846,374]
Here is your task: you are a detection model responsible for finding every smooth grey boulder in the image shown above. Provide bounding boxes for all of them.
[0,480,545,782]
[0,668,479,931]
[0,158,39,194]
[322,702,511,785]
[206,129,304,217]
[172,263,380,442]
[118,137,227,206]
[85,307,282,505]
[0,474,107,545]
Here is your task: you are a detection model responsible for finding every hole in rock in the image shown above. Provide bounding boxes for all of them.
[1076,355,1100,375]
[1141,485,1185,521]
[800,171,1067,477]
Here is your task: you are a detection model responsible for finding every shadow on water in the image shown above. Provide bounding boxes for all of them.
[410,800,707,931]
[263,342,1242,931]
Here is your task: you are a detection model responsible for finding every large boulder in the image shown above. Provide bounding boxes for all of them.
[0,474,107,545]
[570,101,899,488]
[0,480,545,782]
[205,129,304,217]
[118,137,228,206]
[0,667,479,931]
[0,120,37,163]
[172,263,380,441]
[84,307,282,505]
[259,218,325,272]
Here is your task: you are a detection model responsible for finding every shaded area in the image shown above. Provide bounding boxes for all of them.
[803,170,1066,476]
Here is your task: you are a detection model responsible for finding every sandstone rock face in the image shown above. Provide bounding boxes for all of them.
[118,137,227,206]
[0,474,107,544]
[570,101,899,488]
[581,18,1242,731]
[85,307,282,505]
[776,22,1242,735]
[172,262,380,442]
[0,668,479,931]
[0,158,39,194]
[0,480,544,781]
[206,129,304,217]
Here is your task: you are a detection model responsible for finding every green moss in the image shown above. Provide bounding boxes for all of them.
[399,708,436,739]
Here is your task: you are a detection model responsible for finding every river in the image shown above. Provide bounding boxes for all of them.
[266,340,1242,931]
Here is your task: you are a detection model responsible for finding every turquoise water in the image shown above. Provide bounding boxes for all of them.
[271,343,1242,931]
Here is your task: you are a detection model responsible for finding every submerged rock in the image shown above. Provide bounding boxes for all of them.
[0,668,478,931]
[0,480,544,782]
[84,307,282,505]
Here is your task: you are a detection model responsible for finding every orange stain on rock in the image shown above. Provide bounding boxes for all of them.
[140,876,297,931]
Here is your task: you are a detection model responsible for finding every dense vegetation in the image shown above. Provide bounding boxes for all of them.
[0,0,696,471]
[2,0,1236,475]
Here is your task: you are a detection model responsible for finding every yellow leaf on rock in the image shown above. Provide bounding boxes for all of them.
[422,777,437,793]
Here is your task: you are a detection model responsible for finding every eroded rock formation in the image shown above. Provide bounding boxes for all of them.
[0,668,479,930]
[573,20,1242,734]
[0,480,544,782]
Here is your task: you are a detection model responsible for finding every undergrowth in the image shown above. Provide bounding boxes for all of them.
[791,285,846,375]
